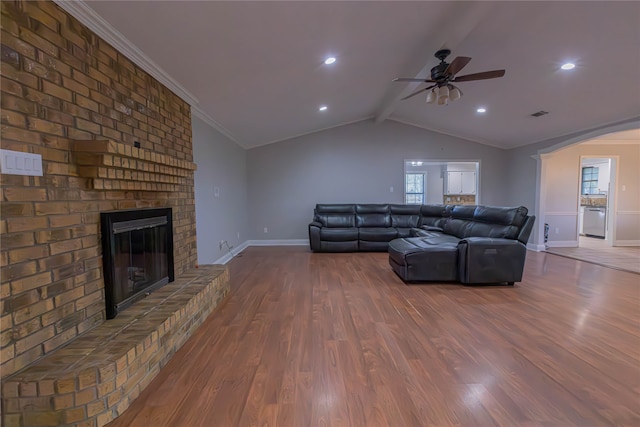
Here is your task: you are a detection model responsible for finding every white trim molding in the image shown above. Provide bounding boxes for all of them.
[211,240,309,264]
[247,239,309,247]
[211,241,250,265]
[527,243,546,252]
[53,0,199,107]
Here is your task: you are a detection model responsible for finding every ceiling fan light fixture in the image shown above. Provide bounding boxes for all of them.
[438,85,449,98]
[449,86,461,101]
[426,90,437,104]
[437,95,449,106]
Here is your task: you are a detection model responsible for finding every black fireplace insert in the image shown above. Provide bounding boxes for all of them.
[101,208,174,319]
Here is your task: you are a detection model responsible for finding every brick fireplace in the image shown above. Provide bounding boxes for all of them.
[1,2,229,426]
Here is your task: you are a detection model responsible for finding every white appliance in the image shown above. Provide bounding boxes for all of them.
[583,207,606,238]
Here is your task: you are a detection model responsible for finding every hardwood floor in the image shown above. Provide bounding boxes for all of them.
[107,247,640,427]
[546,236,640,274]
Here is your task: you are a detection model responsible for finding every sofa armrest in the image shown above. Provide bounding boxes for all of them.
[309,222,322,251]
[457,237,527,284]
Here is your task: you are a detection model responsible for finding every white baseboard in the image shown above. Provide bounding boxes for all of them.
[247,239,309,246]
[212,241,250,264]
[614,240,640,246]
[545,240,579,248]
[527,243,546,251]
[212,240,309,264]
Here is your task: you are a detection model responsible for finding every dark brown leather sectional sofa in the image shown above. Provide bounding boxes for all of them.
[308,203,535,285]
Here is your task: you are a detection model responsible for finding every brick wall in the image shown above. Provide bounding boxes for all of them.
[1,0,198,378]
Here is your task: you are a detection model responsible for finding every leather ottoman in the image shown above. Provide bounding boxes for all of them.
[388,237,459,282]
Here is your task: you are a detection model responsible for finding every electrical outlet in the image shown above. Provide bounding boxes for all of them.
[555,227,560,235]
[237,232,240,239]
[264,227,268,233]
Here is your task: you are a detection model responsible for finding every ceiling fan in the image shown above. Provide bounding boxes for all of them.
[393,49,505,105]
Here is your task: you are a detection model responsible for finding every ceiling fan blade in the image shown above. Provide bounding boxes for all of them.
[453,69,506,82]
[445,56,471,76]
[393,77,436,83]
[400,85,436,101]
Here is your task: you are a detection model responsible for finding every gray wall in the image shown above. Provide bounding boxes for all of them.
[246,119,510,240]
[192,116,249,263]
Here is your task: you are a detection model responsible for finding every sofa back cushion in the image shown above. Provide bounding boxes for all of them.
[314,204,356,228]
[315,204,355,214]
[419,204,447,228]
[316,214,356,228]
[390,204,421,228]
[443,205,529,239]
[355,204,390,227]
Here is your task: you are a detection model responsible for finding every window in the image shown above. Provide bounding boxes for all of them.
[404,160,479,205]
[405,173,424,204]
[581,167,599,195]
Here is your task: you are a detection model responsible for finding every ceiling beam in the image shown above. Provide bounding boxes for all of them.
[374,2,497,124]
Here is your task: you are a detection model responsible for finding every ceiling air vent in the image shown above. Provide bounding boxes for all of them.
[531,110,549,117]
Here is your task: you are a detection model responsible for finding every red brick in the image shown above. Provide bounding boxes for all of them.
[11,273,53,296]
[23,1,62,32]
[15,325,54,353]
[41,80,73,102]
[6,216,47,233]
[1,29,37,59]
[9,245,49,263]
[1,261,37,283]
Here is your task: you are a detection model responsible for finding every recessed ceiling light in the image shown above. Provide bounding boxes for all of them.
[324,57,336,65]
[476,107,486,113]
[561,63,575,70]
[319,105,328,111]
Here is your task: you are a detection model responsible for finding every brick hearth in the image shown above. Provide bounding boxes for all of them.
[2,265,229,427]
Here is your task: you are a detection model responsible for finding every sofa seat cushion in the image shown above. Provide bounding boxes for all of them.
[359,227,398,242]
[395,227,413,238]
[388,237,459,282]
[410,230,461,244]
[320,227,358,242]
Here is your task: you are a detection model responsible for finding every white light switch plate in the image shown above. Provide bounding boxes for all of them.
[0,149,43,176]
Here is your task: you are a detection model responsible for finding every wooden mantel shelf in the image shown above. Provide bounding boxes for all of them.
[72,140,197,192]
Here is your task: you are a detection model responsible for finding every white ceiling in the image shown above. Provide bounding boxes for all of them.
[76,1,640,149]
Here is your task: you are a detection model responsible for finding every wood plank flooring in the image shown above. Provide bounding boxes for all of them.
[546,236,640,274]
[107,247,640,427]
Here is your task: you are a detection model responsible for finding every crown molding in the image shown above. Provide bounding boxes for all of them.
[53,0,199,107]
[191,106,242,147]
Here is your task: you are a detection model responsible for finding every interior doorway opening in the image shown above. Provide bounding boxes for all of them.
[577,157,617,247]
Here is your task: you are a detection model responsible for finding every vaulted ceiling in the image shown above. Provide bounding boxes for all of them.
[64,1,640,149]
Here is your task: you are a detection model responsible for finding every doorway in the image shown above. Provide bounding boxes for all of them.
[577,156,617,247]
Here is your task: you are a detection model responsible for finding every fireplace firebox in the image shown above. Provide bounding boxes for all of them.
[101,208,174,319]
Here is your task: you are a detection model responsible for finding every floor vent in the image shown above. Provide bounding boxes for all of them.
[531,110,549,117]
